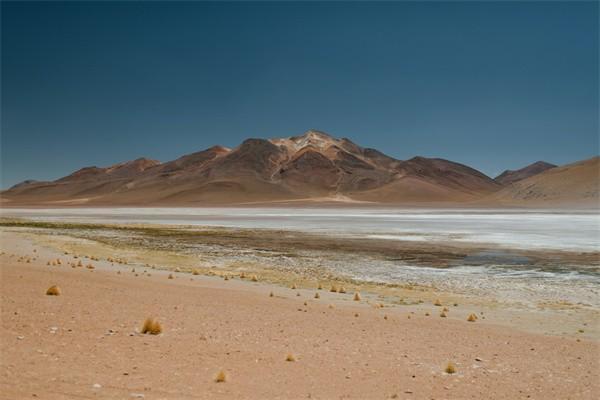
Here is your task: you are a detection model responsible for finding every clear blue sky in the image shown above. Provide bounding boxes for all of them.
[1,1,598,188]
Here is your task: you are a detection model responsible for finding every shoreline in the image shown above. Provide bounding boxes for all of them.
[1,223,598,339]
[0,231,598,399]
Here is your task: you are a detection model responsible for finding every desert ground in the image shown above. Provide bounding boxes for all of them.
[0,226,598,400]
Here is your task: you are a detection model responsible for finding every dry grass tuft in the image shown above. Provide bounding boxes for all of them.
[192,270,200,275]
[440,311,447,318]
[77,260,83,267]
[168,274,174,279]
[86,264,95,270]
[318,283,323,290]
[330,285,338,293]
[291,283,297,290]
[442,307,449,312]
[338,286,346,294]
[467,313,477,322]
[215,370,226,383]
[285,353,296,362]
[240,272,246,279]
[328,304,334,309]
[141,318,162,335]
[251,275,258,282]
[224,275,229,281]
[434,299,443,306]
[174,267,181,272]
[314,292,320,299]
[445,362,456,374]
[353,292,361,301]
[46,285,61,296]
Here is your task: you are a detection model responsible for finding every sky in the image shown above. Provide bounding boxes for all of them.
[1,1,598,188]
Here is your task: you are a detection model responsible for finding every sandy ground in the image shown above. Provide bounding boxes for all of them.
[1,232,599,399]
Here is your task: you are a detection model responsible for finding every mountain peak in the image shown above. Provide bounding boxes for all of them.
[495,160,557,185]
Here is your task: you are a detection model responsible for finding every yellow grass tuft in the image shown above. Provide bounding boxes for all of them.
[240,272,246,279]
[46,285,61,296]
[285,353,296,362]
[174,267,181,272]
[192,270,200,275]
[318,283,323,290]
[434,299,442,306]
[141,318,162,335]
[168,273,174,279]
[467,313,477,322]
[291,283,297,290]
[353,292,361,301]
[442,307,449,312]
[440,311,447,318]
[314,292,320,299]
[338,286,346,294]
[215,370,226,383]
[251,275,258,282]
[330,285,338,293]
[86,264,95,270]
[445,362,456,374]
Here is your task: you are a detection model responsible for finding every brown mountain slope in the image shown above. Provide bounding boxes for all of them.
[0,129,514,206]
[494,161,556,185]
[485,157,599,207]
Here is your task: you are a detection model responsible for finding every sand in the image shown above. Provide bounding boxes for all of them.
[0,231,598,399]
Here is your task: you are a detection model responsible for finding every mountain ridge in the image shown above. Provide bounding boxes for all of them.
[2,130,596,207]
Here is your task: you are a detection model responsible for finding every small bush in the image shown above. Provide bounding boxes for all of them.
[141,318,162,335]
[215,370,226,383]
[445,362,456,374]
[46,285,61,296]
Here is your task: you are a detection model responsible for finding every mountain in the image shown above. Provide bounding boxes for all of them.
[494,161,556,185]
[486,157,599,207]
[1,130,595,207]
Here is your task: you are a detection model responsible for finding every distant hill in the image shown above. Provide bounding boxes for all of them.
[1,130,597,207]
[494,161,556,185]
[486,157,599,207]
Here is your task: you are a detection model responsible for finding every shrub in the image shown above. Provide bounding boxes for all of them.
[141,318,162,335]
[46,285,61,296]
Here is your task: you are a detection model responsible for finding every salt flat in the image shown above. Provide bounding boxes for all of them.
[3,207,599,251]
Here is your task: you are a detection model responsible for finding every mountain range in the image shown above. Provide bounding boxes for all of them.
[1,130,598,207]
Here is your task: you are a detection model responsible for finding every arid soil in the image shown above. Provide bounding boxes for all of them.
[1,231,598,399]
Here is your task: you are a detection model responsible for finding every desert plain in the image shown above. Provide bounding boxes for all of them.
[0,209,598,400]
